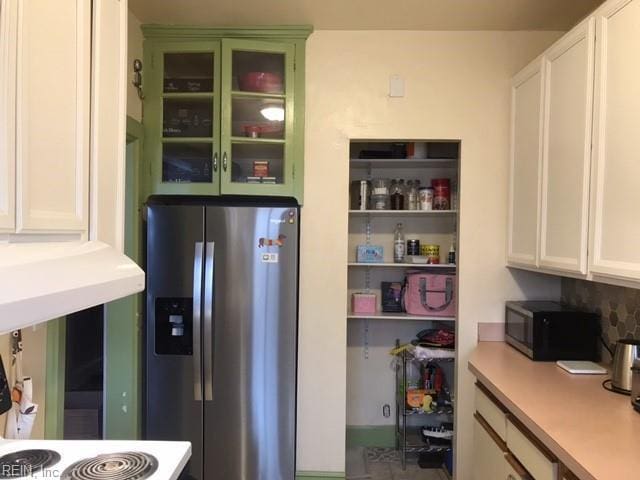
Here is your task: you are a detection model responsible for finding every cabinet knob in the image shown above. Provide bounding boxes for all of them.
[223,152,228,172]
[213,153,218,172]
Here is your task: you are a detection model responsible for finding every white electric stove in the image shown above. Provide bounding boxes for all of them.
[0,440,191,479]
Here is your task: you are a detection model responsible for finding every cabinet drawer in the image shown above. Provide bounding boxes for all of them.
[475,384,507,440]
[507,418,558,480]
[505,453,532,480]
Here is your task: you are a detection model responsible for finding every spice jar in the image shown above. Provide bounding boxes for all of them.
[371,178,389,210]
[418,187,434,211]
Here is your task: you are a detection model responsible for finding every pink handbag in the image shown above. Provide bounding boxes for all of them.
[403,271,456,317]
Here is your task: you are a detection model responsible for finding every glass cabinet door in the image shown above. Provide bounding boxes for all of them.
[220,39,295,196]
[150,42,221,194]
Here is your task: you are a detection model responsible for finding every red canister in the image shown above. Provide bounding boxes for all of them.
[431,179,450,210]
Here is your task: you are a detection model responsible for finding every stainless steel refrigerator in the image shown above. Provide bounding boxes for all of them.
[144,197,299,480]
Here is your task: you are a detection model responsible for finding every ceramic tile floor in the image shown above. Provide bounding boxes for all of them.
[367,461,448,480]
[346,447,449,480]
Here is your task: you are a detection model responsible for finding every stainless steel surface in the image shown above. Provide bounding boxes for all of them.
[612,340,640,393]
[193,242,204,401]
[506,302,534,318]
[505,334,534,359]
[146,201,298,480]
[203,205,298,480]
[203,241,215,402]
[145,204,205,480]
[632,359,640,410]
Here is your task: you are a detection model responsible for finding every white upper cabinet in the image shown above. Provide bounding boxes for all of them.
[589,0,640,282]
[15,0,91,235]
[0,0,126,242]
[507,58,544,268]
[0,0,17,232]
[539,19,595,275]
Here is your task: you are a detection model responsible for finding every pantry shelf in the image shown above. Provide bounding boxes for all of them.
[347,311,456,321]
[348,262,456,269]
[350,158,457,169]
[349,209,457,217]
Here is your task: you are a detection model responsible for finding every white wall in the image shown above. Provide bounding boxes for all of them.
[298,30,562,477]
[127,10,143,121]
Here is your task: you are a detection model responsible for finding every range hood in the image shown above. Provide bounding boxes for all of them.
[0,241,145,333]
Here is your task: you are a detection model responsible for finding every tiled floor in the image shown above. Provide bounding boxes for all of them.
[346,447,449,480]
[367,461,448,480]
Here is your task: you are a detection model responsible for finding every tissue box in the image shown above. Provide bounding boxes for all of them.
[356,245,384,263]
[351,293,377,314]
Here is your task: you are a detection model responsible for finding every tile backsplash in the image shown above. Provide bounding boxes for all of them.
[561,278,640,353]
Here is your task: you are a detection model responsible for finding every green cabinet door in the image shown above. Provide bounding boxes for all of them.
[146,41,222,195]
[219,39,297,197]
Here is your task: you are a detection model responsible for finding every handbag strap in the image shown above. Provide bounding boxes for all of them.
[419,277,453,312]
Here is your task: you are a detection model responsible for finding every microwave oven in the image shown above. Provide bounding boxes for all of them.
[505,301,600,361]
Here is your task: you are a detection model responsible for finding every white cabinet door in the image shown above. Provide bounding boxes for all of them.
[15,0,90,234]
[590,0,640,281]
[0,0,17,232]
[90,0,128,250]
[473,414,508,480]
[539,19,596,275]
[508,58,544,267]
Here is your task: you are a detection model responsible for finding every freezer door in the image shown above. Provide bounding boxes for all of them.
[145,204,205,480]
[203,205,298,480]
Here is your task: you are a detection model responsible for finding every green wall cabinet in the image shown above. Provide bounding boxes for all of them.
[142,26,311,203]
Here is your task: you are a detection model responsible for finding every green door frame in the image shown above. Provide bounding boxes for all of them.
[103,116,145,439]
[45,117,146,440]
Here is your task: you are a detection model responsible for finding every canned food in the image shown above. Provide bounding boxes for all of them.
[431,178,450,210]
[418,187,434,210]
[406,239,420,256]
[420,244,440,264]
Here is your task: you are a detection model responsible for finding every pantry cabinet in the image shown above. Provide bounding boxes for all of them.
[15,0,91,234]
[142,27,310,203]
[539,19,595,275]
[589,0,640,282]
[507,58,544,268]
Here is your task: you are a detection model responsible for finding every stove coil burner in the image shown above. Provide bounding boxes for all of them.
[0,449,62,479]
[62,452,158,480]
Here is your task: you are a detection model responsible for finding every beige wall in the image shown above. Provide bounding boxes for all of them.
[0,325,48,439]
[298,30,563,476]
[127,10,143,121]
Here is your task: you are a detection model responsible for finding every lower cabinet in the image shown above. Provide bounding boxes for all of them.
[474,382,584,480]
[473,413,531,480]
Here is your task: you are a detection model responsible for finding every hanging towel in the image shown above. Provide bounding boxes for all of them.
[4,330,38,439]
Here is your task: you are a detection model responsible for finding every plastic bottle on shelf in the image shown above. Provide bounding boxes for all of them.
[407,180,418,210]
[394,223,406,263]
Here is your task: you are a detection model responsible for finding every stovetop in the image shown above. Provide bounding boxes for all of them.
[0,441,190,480]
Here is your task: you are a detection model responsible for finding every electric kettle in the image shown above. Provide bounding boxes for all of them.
[611,339,640,393]
[632,358,640,412]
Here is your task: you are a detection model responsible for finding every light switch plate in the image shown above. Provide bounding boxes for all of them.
[389,74,405,97]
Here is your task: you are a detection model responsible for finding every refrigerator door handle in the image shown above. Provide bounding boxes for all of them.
[193,242,204,401]
[203,241,215,401]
